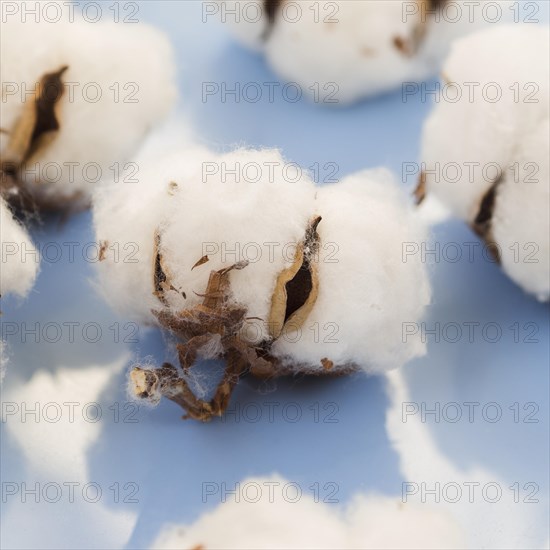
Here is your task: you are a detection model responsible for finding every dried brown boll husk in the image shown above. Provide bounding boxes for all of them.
[0,67,82,213]
[129,217,351,421]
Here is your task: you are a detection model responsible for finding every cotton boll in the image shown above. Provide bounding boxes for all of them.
[153,475,347,550]
[0,198,39,299]
[217,0,495,103]
[152,475,464,550]
[93,147,317,333]
[347,496,465,549]
[158,148,317,345]
[94,146,431,418]
[0,0,177,210]
[419,25,550,300]
[272,169,431,374]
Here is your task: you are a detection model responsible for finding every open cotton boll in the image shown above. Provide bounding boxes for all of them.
[215,0,493,103]
[93,147,316,328]
[152,475,464,550]
[418,25,550,301]
[94,147,430,420]
[0,198,39,299]
[271,169,431,374]
[0,0,177,211]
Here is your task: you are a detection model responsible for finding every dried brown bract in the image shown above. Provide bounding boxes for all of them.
[471,176,503,264]
[394,0,449,58]
[129,217,340,421]
[268,216,321,338]
[131,260,264,421]
[99,241,108,262]
[414,170,427,205]
[153,230,187,304]
[263,0,283,38]
[1,66,68,201]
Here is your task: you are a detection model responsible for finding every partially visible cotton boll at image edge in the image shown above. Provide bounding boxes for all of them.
[212,0,503,103]
[417,24,550,301]
[150,475,465,550]
[93,146,431,420]
[0,198,39,380]
[0,0,177,212]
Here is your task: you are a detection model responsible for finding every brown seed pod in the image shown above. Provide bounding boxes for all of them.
[268,216,321,338]
[1,66,67,172]
[0,66,76,212]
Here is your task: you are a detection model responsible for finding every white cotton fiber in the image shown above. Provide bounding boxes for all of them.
[419,25,550,300]
[0,0,177,209]
[0,197,39,380]
[151,475,464,550]
[271,169,430,374]
[94,147,318,339]
[94,146,430,375]
[215,0,497,103]
[0,197,39,299]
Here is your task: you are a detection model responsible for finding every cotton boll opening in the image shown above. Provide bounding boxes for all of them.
[267,216,321,340]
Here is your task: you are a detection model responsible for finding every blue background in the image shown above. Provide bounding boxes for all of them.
[1,1,549,548]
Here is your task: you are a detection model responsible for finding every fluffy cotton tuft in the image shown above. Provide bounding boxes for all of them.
[215,0,498,103]
[151,475,464,550]
[272,168,430,373]
[0,198,39,298]
[93,146,430,376]
[0,0,177,209]
[419,25,550,301]
[0,197,39,380]
[93,146,318,331]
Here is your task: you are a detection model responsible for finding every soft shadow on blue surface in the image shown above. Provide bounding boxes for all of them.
[0,427,28,518]
[89,364,398,549]
[1,211,130,381]
[401,220,550,485]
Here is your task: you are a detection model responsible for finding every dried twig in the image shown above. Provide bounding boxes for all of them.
[130,218,350,420]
